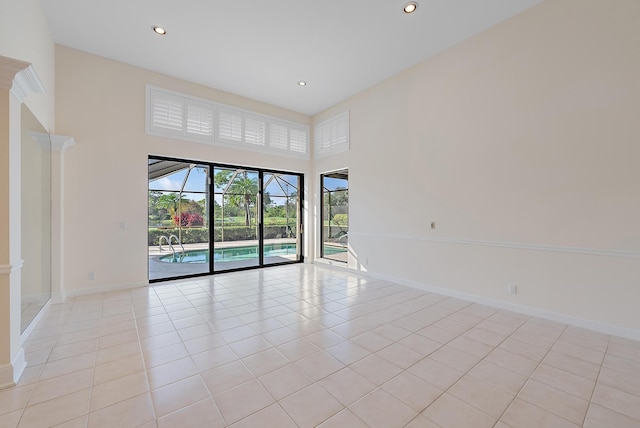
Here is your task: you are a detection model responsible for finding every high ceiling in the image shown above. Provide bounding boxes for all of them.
[42,0,540,116]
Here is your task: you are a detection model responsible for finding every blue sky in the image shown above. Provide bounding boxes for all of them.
[323,177,348,192]
[150,167,301,207]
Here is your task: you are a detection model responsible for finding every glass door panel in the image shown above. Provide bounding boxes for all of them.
[21,105,52,332]
[263,173,301,265]
[321,170,348,262]
[148,161,210,280]
[213,167,260,272]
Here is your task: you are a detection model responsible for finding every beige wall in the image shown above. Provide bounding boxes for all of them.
[55,46,311,294]
[0,0,54,385]
[313,0,640,334]
[0,0,54,267]
[54,0,640,336]
[0,0,55,130]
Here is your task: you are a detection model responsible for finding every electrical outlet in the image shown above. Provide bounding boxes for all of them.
[89,272,96,280]
[507,284,517,295]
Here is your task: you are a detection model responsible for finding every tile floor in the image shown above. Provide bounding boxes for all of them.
[2,264,640,427]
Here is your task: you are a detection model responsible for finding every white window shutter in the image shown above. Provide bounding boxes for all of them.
[186,101,214,137]
[149,89,183,132]
[146,85,309,159]
[314,111,349,158]
[289,129,308,154]
[218,107,243,143]
[269,124,289,150]
[244,116,266,146]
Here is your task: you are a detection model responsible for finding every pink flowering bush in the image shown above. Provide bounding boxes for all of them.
[173,212,204,227]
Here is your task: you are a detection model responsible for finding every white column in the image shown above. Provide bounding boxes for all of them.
[50,135,75,303]
[0,55,45,388]
[25,133,75,304]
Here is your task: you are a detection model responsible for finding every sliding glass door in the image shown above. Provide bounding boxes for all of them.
[148,160,210,281]
[213,167,260,272]
[321,170,348,262]
[263,173,302,265]
[149,156,303,281]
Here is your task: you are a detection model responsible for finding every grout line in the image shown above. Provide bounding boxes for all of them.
[406,307,528,426]
[491,323,586,427]
[129,287,158,425]
[13,265,640,428]
[493,320,564,413]
[15,297,77,427]
[581,334,611,427]
[80,295,104,428]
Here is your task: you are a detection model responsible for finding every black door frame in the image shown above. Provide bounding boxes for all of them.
[148,155,304,283]
[320,169,349,262]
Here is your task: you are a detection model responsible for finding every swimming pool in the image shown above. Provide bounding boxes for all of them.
[158,243,346,263]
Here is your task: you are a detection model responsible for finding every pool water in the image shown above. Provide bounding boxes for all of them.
[159,243,346,263]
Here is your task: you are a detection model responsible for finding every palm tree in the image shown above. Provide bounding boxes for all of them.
[215,169,258,227]
[228,172,258,227]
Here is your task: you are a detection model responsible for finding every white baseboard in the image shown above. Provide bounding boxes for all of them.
[312,258,353,272]
[21,293,50,304]
[58,266,640,342]
[64,280,149,298]
[51,291,65,304]
[367,270,640,342]
[311,262,640,342]
[21,299,52,345]
[0,348,26,390]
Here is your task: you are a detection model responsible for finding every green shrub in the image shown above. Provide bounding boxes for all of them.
[213,227,257,242]
[149,226,301,246]
[333,214,348,226]
[148,228,209,245]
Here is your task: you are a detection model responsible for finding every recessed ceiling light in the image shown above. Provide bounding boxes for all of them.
[403,1,418,13]
[297,81,307,86]
[152,26,167,35]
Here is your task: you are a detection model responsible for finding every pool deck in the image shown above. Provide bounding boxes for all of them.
[148,238,348,280]
[148,238,299,280]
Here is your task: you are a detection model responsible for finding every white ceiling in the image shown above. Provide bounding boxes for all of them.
[42,0,541,116]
